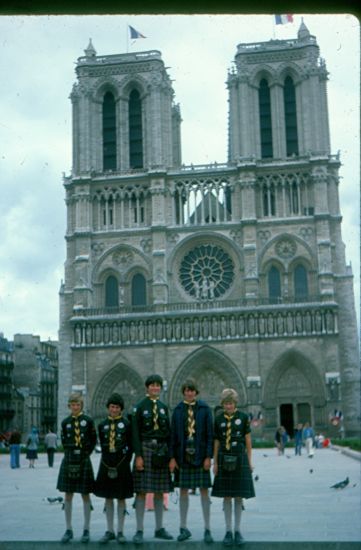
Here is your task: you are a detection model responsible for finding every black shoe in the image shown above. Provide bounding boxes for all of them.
[234,531,245,546]
[133,531,143,545]
[177,528,192,542]
[117,532,127,544]
[223,531,233,547]
[61,530,73,544]
[204,529,214,544]
[99,531,115,544]
[81,530,90,543]
[155,528,174,540]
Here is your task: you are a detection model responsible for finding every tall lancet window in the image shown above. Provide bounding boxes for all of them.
[103,92,116,170]
[105,275,119,308]
[294,264,308,300]
[132,273,146,306]
[268,266,281,303]
[284,76,299,156]
[259,79,273,158]
[129,89,143,169]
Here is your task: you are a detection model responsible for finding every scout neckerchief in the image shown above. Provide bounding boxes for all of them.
[147,395,159,430]
[184,400,196,438]
[108,414,122,452]
[72,412,82,448]
[224,409,237,451]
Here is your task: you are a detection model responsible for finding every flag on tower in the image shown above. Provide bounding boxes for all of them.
[129,25,146,39]
[275,14,294,25]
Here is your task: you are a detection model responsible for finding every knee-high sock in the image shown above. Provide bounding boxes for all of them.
[154,494,164,531]
[179,491,189,529]
[135,495,145,532]
[64,499,72,530]
[234,497,242,532]
[83,499,91,530]
[105,499,114,533]
[223,498,232,532]
[200,491,211,531]
[117,499,126,533]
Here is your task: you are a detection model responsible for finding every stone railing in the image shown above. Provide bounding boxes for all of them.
[71,301,338,348]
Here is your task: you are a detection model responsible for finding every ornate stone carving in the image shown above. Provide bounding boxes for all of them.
[112,250,134,267]
[275,238,297,259]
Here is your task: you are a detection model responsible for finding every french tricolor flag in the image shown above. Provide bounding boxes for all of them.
[275,14,294,25]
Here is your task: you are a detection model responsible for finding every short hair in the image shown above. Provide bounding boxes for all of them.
[181,379,199,395]
[145,374,163,388]
[220,388,238,405]
[106,393,124,409]
[68,393,84,408]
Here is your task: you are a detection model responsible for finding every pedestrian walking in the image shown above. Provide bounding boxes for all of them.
[44,429,58,467]
[131,374,173,545]
[212,389,255,547]
[294,423,303,456]
[26,427,39,468]
[274,426,288,455]
[9,428,21,469]
[94,393,133,544]
[303,422,315,458]
[56,393,97,544]
[169,379,214,543]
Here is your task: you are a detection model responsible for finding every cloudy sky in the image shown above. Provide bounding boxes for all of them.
[0,13,359,341]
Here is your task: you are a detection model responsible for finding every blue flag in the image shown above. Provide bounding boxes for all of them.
[129,25,146,39]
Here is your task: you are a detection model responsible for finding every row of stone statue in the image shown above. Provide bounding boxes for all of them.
[73,308,337,346]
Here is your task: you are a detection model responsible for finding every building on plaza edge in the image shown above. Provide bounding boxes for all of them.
[58,22,360,439]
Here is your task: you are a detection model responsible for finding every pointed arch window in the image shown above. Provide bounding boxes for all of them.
[284,76,299,156]
[103,92,116,170]
[259,79,273,158]
[268,266,281,303]
[263,183,276,216]
[132,273,146,306]
[129,89,143,169]
[294,264,308,300]
[105,275,119,307]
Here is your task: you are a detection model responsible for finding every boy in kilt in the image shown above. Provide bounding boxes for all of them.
[212,389,255,547]
[94,393,133,544]
[57,393,97,544]
[169,379,214,543]
[131,374,173,545]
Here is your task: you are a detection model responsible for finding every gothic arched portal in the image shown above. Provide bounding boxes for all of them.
[169,346,247,411]
[263,350,327,435]
[91,364,144,425]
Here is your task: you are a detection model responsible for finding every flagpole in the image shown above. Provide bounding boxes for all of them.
[126,25,129,53]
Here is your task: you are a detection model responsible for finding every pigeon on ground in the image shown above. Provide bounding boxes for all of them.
[254,475,259,481]
[309,469,313,473]
[47,496,64,504]
[330,477,349,489]
[263,454,268,458]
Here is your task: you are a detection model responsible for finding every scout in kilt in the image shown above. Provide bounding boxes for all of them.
[57,393,97,544]
[131,374,173,544]
[169,379,214,543]
[212,389,255,547]
[94,393,133,544]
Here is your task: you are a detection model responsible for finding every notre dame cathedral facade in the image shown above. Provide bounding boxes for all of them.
[58,21,360,439]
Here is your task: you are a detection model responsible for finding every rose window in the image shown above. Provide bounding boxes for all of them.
[179,244,234,300]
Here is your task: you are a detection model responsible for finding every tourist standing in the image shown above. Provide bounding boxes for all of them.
[9,428,21,469]
[131,374,173,545]
[57,393,97,544]
[212,389,255,547]
[169,379,214,543]
[44,429,58,467]
[94,393,133,544]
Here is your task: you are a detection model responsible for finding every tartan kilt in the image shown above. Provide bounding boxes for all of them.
[174,463,212,489]
[211,450,255,499]
[57,454,95,494]
[94,453,134,499]
[133,442,172,494]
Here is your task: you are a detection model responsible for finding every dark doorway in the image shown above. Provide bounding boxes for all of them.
[280,403,294,438]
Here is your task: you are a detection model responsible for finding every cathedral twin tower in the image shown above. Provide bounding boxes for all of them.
[58,22,360,438]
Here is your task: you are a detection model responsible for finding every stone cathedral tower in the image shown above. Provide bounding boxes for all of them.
[59,23,360,438]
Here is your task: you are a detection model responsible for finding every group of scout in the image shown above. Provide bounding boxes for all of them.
[57,374,255,546]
